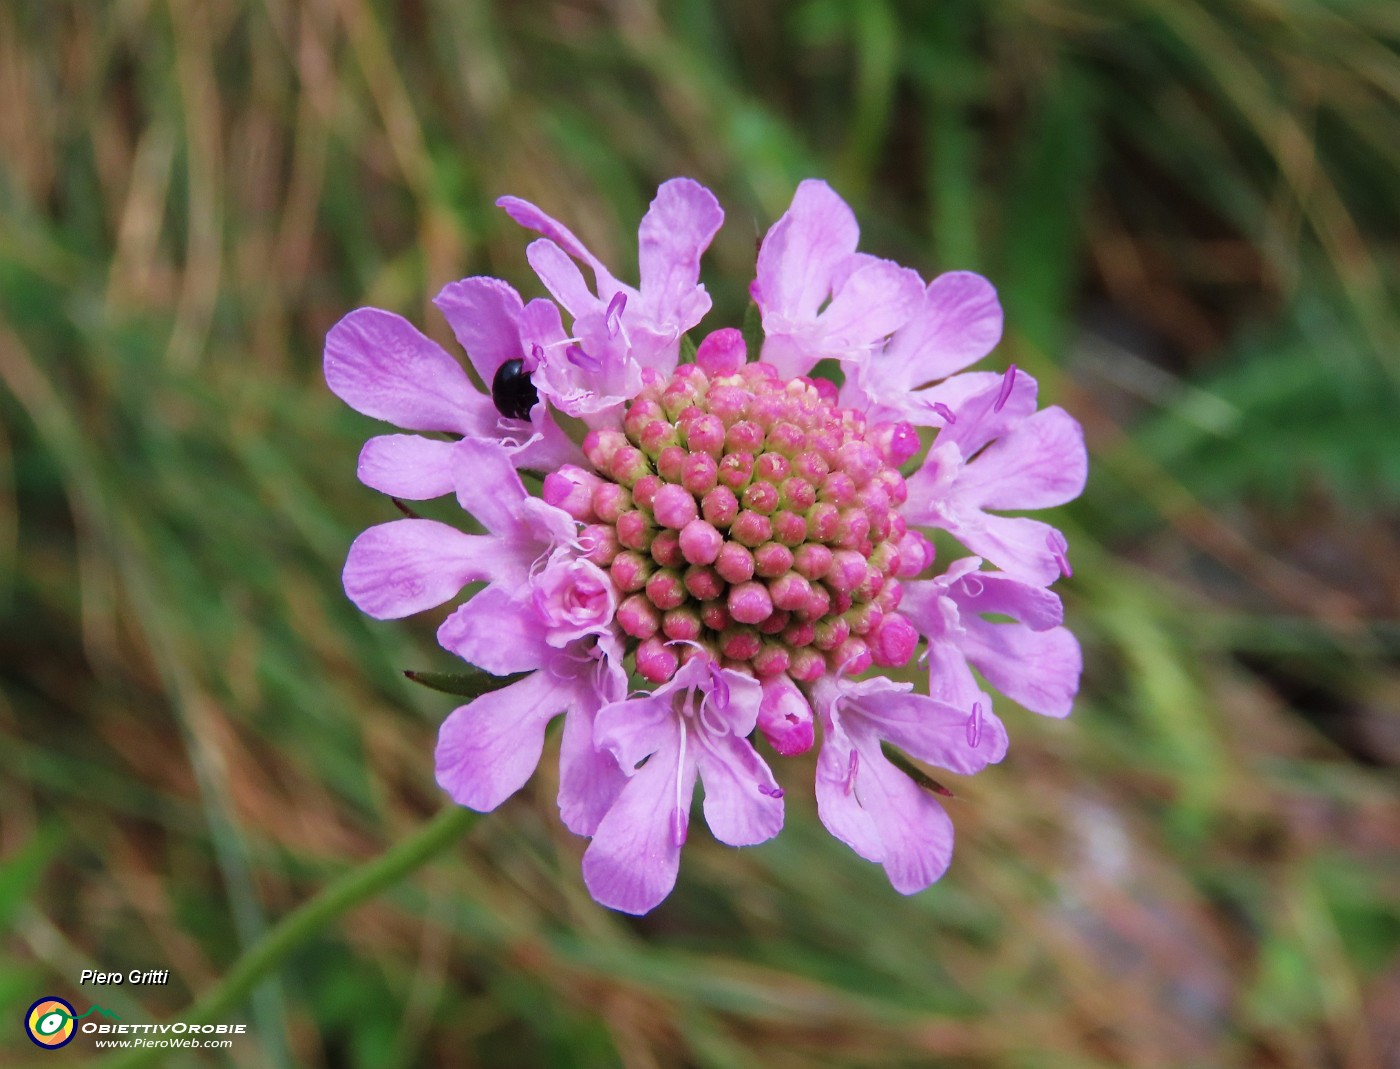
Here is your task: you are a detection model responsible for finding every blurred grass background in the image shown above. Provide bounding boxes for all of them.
[2,1,1399,1066]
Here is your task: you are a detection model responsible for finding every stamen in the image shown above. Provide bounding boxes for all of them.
[605,292,627,338]
[758,783,784,798]
[566,344,602,373]
[1046,530,1073,577]
[966,702,984,748]
[930,401,957,425]
[994,365,1017,413]
[670,806,688,847]
[673,718,690,846]
[844,748,860,795]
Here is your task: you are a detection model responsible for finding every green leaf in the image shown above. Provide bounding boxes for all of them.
[879,743,954,797]
[403,669,531,699]
[0,822,66,931]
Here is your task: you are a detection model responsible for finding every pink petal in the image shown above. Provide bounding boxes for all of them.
[582,733,693,914]
[356,434,457,500]
[816,256,925,353]
[449,438,529,536]
[524,239,604,320]
[952,571,1063,631]
[342,519,497,619]
[938,509,1066,586]
[497,195,619,292]
[882,272,1003,386]
[637,178,723,329]
[958,406,1088,511]
[432,277,526,384]
[697,733,784,847]
[841,677,1007,773]
[435,587,549,675]
[845,724,957,894]
[936,370,1040,460]
[558,695,627,837]
[324,308,491,435]
[594,692,675,772]
[434,669,566,811]
[814,715,884,863]
[924,640,986,712]
[960,619,1082,718]
[755,179,860,323]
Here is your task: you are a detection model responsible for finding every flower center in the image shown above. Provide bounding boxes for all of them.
[577,361,922,683]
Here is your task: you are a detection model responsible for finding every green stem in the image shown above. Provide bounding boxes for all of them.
[99,806,479,1069]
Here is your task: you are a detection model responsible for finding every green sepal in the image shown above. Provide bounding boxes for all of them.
[880,742,955,797]
[741,300,763,361]
[679,333,698,364]
[403,669,531,699]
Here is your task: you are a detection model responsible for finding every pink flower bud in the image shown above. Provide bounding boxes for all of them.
[769,572,813,612]
[695,327,746,375]
[609,551,652,592]
[835,441,881,486]
[617,593,660,639]
[542,465,601,522]
[636,636,679,683]
[792,450,829,483]
[656,444,687,482]
[652,483,699,529]
[707,385,752,426]
[730,510,772,547]
[766,422,806,457]
[714,542,755,585]
[719,627,761,661]
[830,635,872,675]
[699,601,731,632]
[813,616,850,651]
[757,676,814,755]
[650,528,684,568]
[680,452,718,495]
[779,476,815,511]
[583,429,627,471]
[819,471,857,506]
[806,502,839,542]
[788,646,826,682]
[645,568,686,611]
[615,509,655,551]
[875,578,903,612]
[752,643,791,679]
[740,481,779,515]
[678,519,723,565]
[895,530,934,577]
[869,612,918,667]
[662,607,702,642]
[684,564,724,601]
[834,507,870,550]
[756,608,790,635]
[792,543,832,581]
[727,581,773,625]
[639,418,678,458]
[591,483,631,523]
[870,420,920,466]
[631,473,662,511]
[718,452,754,491]
[753,542,794,578]
[724,420,765,455]
[781,620,816,648]
[579,524,621,566]
[608,445,650,488]
[754,452,791,484]
[770,510,807,546]
[624,399,665,441]
[683,413,726,457]
[826,549,868,594]
[700,485,739,527]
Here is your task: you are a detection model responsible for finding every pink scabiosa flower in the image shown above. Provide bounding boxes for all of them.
[329,176,1088,913]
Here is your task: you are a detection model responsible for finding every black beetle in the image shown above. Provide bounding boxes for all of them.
[491,358,539,420]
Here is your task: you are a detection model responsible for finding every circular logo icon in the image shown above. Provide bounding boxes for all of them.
[25,997,77,1049]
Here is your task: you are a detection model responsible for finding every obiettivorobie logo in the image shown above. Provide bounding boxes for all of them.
[25,997,120,1049]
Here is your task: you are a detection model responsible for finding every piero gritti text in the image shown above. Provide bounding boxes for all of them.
[80,969,171,985]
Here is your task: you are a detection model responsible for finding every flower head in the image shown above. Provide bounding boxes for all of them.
[329,177,1087,912]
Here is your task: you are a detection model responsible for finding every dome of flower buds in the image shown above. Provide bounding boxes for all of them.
[551,354,927,685]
